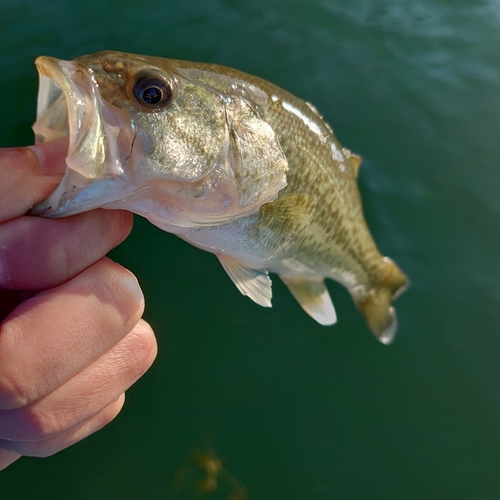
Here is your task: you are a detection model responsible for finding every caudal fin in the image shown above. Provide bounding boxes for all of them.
[353,257,409,345]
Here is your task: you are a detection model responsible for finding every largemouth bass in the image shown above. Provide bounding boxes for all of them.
[30,51,408,344]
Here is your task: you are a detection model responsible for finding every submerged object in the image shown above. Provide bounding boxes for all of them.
[30,51,408,344]
[173,445,250,498]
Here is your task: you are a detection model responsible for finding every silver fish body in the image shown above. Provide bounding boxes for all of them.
[31,51,408,343]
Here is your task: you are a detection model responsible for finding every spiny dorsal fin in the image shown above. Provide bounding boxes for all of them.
[349,153,362,178]
[217,254,272,307]
[280,276,337,326]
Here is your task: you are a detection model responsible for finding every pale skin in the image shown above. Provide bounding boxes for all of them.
[0,138,157,470]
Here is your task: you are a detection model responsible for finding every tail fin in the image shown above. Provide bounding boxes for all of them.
[354,257,409,345]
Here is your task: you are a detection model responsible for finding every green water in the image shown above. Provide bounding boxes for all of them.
[2,0,500,498]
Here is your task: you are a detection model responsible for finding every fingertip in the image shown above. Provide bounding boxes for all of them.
[108,209,134,243]
[80,258,146,328]
[96,209,134,251]
[120,271,145,309]
[0,449,21,471]
[129,319,158,377]
[112,392,126,412]
[93,393,126,432]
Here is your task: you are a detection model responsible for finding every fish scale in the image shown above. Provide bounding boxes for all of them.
[258,98,374,276]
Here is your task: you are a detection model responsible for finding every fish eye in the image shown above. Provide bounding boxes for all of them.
[133,73,172,109]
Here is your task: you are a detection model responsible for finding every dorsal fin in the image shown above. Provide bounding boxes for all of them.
[349,153,362,178]
[217,254,272,307]
[279,276,337,325]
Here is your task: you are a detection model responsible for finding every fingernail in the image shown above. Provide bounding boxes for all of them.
[122,274,144,304]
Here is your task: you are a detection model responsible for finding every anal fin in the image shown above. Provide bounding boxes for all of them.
[280,276,337,326]
[217,254,272,307]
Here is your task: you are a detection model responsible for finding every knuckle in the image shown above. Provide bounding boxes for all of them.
[33,398,124,457]
[17,405,65,441]
[0,370,30,411]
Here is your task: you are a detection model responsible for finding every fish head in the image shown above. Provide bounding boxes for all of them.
[31,51,288,229]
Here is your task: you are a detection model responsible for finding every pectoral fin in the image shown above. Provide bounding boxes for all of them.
[258,193,316,233]
[217,254,272,307]
[257,194,316,254]
[280,276,337,326]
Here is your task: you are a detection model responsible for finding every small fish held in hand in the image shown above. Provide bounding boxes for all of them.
[30,51,408,344]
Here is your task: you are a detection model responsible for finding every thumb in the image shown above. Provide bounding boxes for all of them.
[0,137,68,224]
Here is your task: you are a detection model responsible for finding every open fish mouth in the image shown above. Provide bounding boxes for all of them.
[30,56,135,217]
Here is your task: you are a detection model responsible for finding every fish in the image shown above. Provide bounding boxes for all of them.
[30,51,408,344]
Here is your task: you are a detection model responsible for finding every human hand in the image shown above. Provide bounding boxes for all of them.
[0,138,157,470]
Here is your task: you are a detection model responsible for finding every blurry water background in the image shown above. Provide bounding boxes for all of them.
[1,0,500,498]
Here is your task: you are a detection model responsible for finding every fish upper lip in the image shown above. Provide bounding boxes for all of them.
[33,56,111,179]
[34,56,86,152]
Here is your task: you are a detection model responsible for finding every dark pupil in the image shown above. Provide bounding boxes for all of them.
[141,86,162,105]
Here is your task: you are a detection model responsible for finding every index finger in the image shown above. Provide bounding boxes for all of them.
[0,137,68,223]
